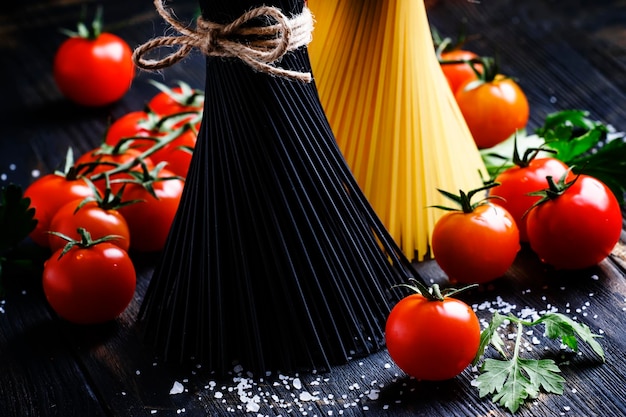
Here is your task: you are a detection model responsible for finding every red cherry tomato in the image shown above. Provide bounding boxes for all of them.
[385,293,480,381]
[104,111,160,151]
[526,174,622,270]
[432,201,520,284]
[490,157,570,242]
[24,174,95,247]
[148,84,204,116]
[43,235,136,324]
[440,49,481,94]
[76,146,155,194]
[48,199,131,253]
[118,168,184,252]
[150,126,197,177]
[456,74,529,149]
[53,26,134,107]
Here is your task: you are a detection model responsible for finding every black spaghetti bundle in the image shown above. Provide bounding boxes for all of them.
[134,0,420,376]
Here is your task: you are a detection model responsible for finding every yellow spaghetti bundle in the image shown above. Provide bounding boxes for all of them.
[307,0,487,261]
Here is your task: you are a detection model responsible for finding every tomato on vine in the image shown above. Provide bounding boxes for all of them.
[431,184,520,284]
[24,150,95,247]
[104,110,162,151]
[455,57,529,149]
[76,142,156,194]
[43,228,136,324]
[489,140,570,242]
[149,123,197,177]
[147,79,205,117]
[48,180,136,253]
[118,164,184,252]
[53,7,134,107]
[525,172,622,270]
[385,280,481,381]
[439,49,482,94]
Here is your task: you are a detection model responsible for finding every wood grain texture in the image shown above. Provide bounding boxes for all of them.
[1,0,625,416]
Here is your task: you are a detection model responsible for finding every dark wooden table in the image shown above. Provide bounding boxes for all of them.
[1,0,626,416]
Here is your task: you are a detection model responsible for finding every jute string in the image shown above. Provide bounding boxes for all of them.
[133,0,314,82]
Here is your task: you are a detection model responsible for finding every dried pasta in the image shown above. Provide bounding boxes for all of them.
[308,0,487,261]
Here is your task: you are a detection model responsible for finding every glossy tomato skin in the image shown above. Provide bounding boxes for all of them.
[385,294,480,381]
[148,86,204,116]
[76,146,155,194]
[53,33,134,107]
[118,170,184,252]
[526,175,622,270]
[104,111,158,151]
[490,158,570,242]
[48,199,131,253]
[432,203,520,284]
[150,128,197,177]
[43,242,136,324]
[456,75,529,149]
[440,49,480,94]
[24,175,95,247]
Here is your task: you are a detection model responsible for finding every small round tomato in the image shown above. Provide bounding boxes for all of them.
[150,126,197,177]
[456,65,529,149]
[432,186,520,284]
[385,292,480,381]
[526,174,622,270]
[48,199,131,253]
[104,111,161,151]
[440,49,481,94]
[491,157,570,242]
[24,173,95,247]
[147,81,204,116]
[43,231,136,324]
[118,168,184,252]
[76,145,155,194]
[53,14,134,107]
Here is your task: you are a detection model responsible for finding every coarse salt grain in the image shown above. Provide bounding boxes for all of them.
[292,378,302,390]
[169,381,185,395]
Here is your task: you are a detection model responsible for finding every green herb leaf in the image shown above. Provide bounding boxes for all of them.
[475,311,604,413]
[537,312,605,361]
[477,358,534,413]
[0,184,37,251]
[473,311,507,365]
[519,358,565,395]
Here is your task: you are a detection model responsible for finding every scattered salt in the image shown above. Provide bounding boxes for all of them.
[292,378,302,390]
[169,381,185,395]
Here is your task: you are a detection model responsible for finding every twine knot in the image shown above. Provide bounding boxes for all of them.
[133,0,314,82]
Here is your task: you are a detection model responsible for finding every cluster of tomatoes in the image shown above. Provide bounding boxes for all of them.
[439,44,530,150]
[24,81,204,325]
[384,37,623,384]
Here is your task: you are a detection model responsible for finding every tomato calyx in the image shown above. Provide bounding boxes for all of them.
[78,177,142,212]
[525,169,578,213]
[397,279,478,303]
[122,162,184,199]
[60,6,104,40]
[459,56,508,92]
[148,79,205,110]
[49,227,123,259]
[394,278,475,302]
[510,136,557,169]
[432,183,503,214]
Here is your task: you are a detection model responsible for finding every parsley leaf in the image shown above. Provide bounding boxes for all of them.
[0,184,37,251]
[474,311,604,413]
[480,109,626,203]
[0,184,37,290]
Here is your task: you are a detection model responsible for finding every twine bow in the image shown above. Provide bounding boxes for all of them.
[133,0,314,82]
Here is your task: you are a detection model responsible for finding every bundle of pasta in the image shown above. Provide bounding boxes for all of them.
[308,0,487,261]
[132,0,420,376]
